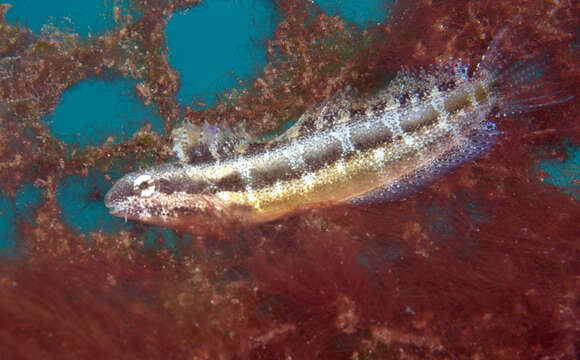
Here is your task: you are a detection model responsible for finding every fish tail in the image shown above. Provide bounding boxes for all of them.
[477,18,572,116]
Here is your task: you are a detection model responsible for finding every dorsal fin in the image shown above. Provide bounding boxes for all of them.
[171,121,252,163]
[381,61,469,105]
[265,87,361,149]
[171,121,204,163]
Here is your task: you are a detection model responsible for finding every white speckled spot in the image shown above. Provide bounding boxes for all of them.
[141,185,156,198]
[303,172,317,188]
[373,148,385,162]
[336,159,346,174]
[134,174,155,197]
[134,174,152,188]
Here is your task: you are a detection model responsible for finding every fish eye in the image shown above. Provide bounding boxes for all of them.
[133,174,156,197]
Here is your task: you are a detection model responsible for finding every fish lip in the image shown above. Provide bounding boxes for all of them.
[105,203,122,217]
[107,205,121,216]
[106,202,132,221]
[104,188,123,216]
[104,192,115,211]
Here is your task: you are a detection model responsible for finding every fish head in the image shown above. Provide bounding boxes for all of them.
[105,163,233,234]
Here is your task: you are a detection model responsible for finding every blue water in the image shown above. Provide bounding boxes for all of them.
[0,197,17,256]
[0,183,42,256]
[57,170,124,234]
[166,0,277,107]
[540,144,580,199]
[14,183,42,223]
[4,0,117,37]
[46,78,164,146]
[315,0,390,27]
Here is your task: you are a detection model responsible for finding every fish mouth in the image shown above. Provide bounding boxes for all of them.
[106,204,122,216]
[104,199,133,222]
[104,189,147,222]
[105,203,123,218]
[103,188,116,211]
[104,187,126,217]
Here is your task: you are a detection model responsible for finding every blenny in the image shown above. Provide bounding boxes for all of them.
[104,27,568,234]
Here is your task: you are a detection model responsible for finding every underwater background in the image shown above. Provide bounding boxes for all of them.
[0,0,578,358]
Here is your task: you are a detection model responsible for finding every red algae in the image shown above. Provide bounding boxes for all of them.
[247,186,580,357]
[0,256,180,359]
[0,0,579,359]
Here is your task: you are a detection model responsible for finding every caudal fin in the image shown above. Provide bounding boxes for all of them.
[477,18,572,116]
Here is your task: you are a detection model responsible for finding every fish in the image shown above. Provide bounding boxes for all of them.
[104,25,570,235]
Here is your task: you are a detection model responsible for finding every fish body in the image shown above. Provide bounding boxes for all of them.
[104,30,567,234]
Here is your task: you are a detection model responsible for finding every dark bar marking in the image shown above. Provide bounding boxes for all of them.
[250,158,303,188]
[350,124,393,152]
[214,171,246,192]
[157,178,175,195]
[181,177,214,195]
[303,139,343,171]
[400,108,439,133]
[444,91,472,114]
[186,144,214,164]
